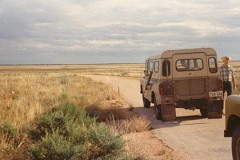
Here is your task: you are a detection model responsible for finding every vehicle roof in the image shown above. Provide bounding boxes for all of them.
[147,48,217,60]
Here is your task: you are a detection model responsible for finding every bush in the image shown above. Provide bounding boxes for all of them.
[28,103,128,160]
[0,122,18,143]
[29,103,96,141]
[0,122,24,150]
[86,123,125,159]
[29,130,75,160]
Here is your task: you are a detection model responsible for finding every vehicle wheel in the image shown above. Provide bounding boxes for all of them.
[232,125,240,160]
[142,94,150,108]
[200,108,208,117]
[154,97,162,120]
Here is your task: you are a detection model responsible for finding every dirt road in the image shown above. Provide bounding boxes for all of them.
[87,75,232,160]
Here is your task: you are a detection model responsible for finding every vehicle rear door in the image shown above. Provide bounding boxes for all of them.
[172,52,207,100]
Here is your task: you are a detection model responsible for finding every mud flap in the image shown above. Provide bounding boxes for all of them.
[207,100,223,118]
[161,104,176,121]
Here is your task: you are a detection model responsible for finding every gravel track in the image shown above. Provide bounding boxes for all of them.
[87,75,232,160]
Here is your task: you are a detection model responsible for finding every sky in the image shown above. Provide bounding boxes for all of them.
[0,0,240,64]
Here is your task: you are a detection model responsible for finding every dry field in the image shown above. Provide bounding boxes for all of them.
[1,60,239,78]
[0,61,240,159]
[0,63,145,78]
[0,64,173,160]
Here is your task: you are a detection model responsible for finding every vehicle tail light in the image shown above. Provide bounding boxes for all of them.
[159,84,163,95]
[218,79,223,90]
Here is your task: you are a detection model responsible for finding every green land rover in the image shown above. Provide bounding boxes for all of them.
[225,95,240,160]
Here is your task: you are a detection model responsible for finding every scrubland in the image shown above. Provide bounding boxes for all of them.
[0,61,239,159]
[0,66,168,160]
[0,63,144,78]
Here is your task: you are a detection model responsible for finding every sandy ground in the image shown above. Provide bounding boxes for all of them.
[87,75,232,160]
[123,131,186,160]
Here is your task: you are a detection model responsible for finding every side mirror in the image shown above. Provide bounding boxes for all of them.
[144,70,149,76]
[144,70,147,75]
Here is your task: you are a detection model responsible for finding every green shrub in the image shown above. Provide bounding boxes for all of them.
[29,130,74,160]
[28,103,128,160]
[86,123,125,159]
[0,122,18,143]
[29,103,96,141]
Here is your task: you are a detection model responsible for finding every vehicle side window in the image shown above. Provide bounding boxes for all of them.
[162,60,170,76]
[154,61,159,72]
[208,57,217,73]
[149,61,154,71]
[145,61,149,75]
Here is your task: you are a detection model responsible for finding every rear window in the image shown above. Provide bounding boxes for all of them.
[176,59,203,71]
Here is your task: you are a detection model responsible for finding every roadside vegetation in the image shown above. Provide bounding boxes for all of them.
[0,61,239,159]
[0,71,151,159]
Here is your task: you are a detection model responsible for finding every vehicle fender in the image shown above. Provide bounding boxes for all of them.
[152,91,161,105]
[225,114,240,137]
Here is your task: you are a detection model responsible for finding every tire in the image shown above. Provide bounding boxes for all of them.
[154,97,162,120]
[142,94,150,108]
[200,108,208,117]
[232,125,240,160]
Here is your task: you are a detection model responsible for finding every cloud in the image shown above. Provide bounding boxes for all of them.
[0,0,240,64]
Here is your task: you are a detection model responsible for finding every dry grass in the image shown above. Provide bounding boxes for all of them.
[0,67,154,159]
[0,72,121,128]
[0,63,145,78]
[0,71,126,154]
[106,114,151,134]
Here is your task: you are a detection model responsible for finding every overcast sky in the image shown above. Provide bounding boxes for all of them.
[0,0,240,64]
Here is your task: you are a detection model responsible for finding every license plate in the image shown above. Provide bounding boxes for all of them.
[209,91,223,98]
